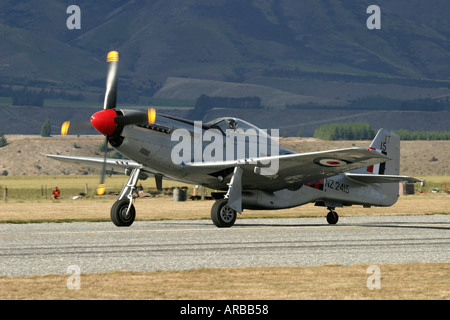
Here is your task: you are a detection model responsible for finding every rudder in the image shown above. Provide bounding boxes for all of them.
[367,129,400,206]
[367,128,400,175]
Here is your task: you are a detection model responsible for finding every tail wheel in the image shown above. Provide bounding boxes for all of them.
[326,210,339,225]
[211,199,237,228]
[111,199,136,227]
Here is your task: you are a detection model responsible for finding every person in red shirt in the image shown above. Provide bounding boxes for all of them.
[52,186,60,200]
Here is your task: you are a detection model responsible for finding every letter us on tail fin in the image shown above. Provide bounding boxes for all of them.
[367,128,399,175]
[346,129,422,206]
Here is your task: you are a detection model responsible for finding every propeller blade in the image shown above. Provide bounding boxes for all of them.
[97,136,109,195]
[103,51,119,110]
[61,121,70,135]
[60,120,94,135]
[148,107,156,124]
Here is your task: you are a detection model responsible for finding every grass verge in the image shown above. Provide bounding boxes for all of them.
[1,262,448,300]
[1,193,448,224]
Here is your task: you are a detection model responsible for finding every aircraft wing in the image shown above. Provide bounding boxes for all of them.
[46,154,144,174]
[184,147,390,187]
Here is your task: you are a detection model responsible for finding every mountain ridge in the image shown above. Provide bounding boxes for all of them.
[1,0,449,85]
[0,1,449,135]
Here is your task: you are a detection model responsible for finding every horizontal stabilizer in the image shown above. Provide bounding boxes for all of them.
[345,173,423,184]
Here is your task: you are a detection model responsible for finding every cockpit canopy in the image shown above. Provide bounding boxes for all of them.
[205,117,274,139]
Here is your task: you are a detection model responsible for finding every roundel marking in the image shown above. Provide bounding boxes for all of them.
[314,158,349,167]
[324,160,341,165]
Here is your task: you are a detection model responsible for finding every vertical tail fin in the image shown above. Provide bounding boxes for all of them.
[348,129,421,207]
[366,129,400,206]
[367,128,400,175]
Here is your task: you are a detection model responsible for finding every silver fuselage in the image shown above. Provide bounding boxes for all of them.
[112,114,399,211]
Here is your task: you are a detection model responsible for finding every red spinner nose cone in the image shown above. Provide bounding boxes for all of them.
[90,109,117,136]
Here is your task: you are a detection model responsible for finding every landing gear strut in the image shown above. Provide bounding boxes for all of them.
[326,208,339,225]
[110,167,141,227]
[210,166,242,228]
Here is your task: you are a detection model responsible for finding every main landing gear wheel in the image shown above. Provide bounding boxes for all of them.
[326,210,339,225]
[211,199,237,228]
[111,199,136,227]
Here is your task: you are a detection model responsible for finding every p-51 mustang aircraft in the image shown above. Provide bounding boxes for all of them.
[47,51,421,228]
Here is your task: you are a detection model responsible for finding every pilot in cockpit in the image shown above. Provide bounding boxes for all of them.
[227,119,238,130]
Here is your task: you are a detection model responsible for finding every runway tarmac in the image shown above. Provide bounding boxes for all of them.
[1,215,449,276]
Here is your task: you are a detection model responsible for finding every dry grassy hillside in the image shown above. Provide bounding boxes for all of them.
[0,135,448,177]
[0,135,105,176]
